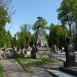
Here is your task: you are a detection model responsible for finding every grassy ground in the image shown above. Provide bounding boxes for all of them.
[16,57,54,67]
[0,63,4,77]
[7,54,54,67]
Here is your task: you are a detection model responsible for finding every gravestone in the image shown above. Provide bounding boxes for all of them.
[2,48,17,58]
[64,37,76,67]
[32,17,52,58]
[23,46,32,57]
[60,37,77,76]
[51,44,57,53]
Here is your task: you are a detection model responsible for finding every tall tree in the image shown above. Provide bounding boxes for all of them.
[17,24,31,49]
[5,31,12,47]
[0,6,10,47]
[12,34,17,47]
[57,0,77,38]
[49,23,68,48]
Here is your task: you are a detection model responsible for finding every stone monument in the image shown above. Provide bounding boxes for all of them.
[32,17,52,58]
[64,37,76,67]
[60,37,77,76]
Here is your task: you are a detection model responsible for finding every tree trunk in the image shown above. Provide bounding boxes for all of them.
[69,24,71,38]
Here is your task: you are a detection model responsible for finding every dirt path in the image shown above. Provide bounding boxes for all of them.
[0,59,32,77]
[0,59,53,77]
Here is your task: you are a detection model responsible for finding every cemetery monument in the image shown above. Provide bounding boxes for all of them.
[32,17,52,58]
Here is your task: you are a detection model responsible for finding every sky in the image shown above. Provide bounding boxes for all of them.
[5,0,63,36]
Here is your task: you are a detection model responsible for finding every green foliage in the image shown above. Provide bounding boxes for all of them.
[0,63,4,77]
[17,24,31,48]
[5,31,12,47]
[0,6,10,28]
[72,25,77,44]
[12,34,17,47]
[0,6,10,47]
[57,0,77,37]
[49,23,69,47]
[32,18,48,31]
[57,0,77,24]
[30,31,38,46]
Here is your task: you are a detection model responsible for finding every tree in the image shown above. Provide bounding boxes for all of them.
[72,25,77,44]
[57,0,77,38]
[0,6,10,47]
[49,23,69,48]
[12,34,17,47]
[0,0,15,17]
[17,24,31,49]
[0,6,10,27]
[5,31,12,47]
[30,31,38,46]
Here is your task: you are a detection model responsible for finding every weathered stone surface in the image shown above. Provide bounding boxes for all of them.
[51,44,57,53]
[23,49,31,57]
[64,37,76,67]
[2,48,17,58]
[36,50,52,58]
[32,17,52,58]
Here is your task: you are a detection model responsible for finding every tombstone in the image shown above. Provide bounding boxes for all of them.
[32,17,52,58]
[23,47,32,57]
[15,47,17,51]
[51,44,57,53]
[64,37,76,67]
[60,37,77,76]
[2,48,17,58]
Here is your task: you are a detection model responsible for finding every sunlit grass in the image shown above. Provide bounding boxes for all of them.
[0,63,4,77]
[15,57,54,67]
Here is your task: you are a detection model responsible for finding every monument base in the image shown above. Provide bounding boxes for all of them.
[36,50,52,58]
[60,66,77,76]
[32,48,52,59]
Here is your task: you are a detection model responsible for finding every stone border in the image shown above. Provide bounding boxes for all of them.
[60,66,77,76]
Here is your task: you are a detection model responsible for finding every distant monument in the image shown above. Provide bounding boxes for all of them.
[32,17,52,58]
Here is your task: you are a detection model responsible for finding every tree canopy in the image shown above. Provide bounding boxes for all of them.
[49,23,69,48]
[17,24,31,49]
[32,18,48,31]
[57,0,77,37]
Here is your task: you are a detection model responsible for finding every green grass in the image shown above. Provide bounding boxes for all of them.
[15,57,54,67]
[0,63,4,77]
[6,54,54,67]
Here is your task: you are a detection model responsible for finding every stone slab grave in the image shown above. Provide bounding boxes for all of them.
[60,37,77,76]
[32,17,52,58]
